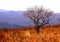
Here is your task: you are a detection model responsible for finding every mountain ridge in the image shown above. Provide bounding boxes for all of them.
[0,10,60,28]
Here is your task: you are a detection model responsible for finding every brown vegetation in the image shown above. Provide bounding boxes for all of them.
[0,25,60,42]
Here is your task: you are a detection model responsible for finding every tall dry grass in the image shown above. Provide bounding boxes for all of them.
[0,25,60,42]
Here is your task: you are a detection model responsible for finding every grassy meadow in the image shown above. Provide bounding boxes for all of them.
[0,25,60,42]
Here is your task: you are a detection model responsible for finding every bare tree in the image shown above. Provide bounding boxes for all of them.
[23,6,53,33]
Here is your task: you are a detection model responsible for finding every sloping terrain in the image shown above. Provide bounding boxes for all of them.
[0,11,60,28]
[0,25,60,42]
[0,22,20,28]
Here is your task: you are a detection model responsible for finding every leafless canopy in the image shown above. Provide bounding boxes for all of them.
[23,6,53,33]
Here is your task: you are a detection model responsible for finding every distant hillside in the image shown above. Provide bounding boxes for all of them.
[0,22,20,28]
[0,10,60,28]
[49,13,60,25]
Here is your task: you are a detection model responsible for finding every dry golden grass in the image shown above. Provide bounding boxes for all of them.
[0,25,60,42]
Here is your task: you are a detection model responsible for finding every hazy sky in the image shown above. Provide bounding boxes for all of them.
[0,0,60,13]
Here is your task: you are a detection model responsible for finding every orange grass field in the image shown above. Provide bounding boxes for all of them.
[0,25,60,42]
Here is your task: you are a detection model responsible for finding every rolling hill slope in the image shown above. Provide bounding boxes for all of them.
[0,10,60,28]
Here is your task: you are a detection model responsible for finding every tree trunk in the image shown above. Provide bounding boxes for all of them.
[35,24,40,33]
